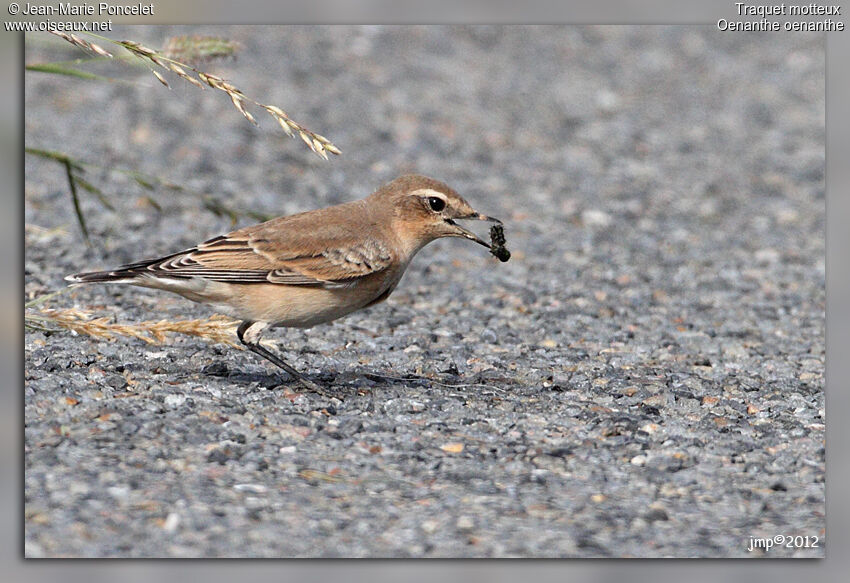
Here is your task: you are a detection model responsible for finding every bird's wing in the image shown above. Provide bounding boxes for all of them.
[118,203,395,287]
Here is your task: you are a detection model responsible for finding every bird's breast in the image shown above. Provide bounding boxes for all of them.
[224,267,405,328]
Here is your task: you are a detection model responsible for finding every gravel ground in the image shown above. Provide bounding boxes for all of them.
[24,26,824,557]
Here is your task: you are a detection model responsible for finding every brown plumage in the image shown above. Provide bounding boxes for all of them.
[67,174,504,392]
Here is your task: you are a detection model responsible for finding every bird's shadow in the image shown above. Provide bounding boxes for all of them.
[201,361,513,401]
[201,362,419,399]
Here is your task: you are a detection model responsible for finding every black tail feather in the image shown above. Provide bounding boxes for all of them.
[64,269,139,284]
[65,249,191,284]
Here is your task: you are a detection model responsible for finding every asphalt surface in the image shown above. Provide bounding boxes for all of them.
[24,26,824,557]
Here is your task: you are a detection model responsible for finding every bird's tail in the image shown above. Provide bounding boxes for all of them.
[66,250,190,286]
[64,269,140,285]
[65,260,155,285]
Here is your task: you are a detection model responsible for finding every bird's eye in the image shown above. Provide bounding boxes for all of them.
[427,196,446,212]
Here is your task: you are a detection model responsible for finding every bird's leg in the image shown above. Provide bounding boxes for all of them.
[236,321,328,395]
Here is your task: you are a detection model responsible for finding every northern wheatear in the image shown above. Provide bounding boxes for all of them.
[67,174,509,392]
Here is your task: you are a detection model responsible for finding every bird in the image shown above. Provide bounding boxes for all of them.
[66,174,506,393]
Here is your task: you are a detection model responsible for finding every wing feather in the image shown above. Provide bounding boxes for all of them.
[112,199,396,286]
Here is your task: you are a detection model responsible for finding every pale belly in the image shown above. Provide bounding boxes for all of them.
[139,271,403,327]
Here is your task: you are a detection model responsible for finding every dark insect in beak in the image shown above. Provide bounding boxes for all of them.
[488,223,511,262]
[447,214,509,262]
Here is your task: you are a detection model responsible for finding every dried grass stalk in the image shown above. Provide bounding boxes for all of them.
[49,30,113,58]
[28,308,241,348]
[47,31,340,159]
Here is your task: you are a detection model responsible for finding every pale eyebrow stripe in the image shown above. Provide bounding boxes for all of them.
[409,188,448,199]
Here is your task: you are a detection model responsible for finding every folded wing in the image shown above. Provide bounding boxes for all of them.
[108,202,394,287]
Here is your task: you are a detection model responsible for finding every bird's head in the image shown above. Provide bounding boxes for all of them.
[373,174,501,255]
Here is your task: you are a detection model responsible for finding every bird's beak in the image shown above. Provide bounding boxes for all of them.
[446,213,502,249]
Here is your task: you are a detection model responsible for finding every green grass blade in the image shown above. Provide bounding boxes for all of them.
[74,176,115,210]
[63,160,91,246]
[24,288,68,309]
[26,62,111,81]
